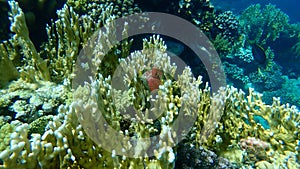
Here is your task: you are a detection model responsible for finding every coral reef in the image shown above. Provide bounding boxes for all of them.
[212,11,239,42]
[177,0,214,32]
[223,62,250,87]
[176,1,240,55]
[238,137,270,164]
[0,0,140,86]
[0,80,70,123]
[6,0,50,82]
[249,62,284,91]
[0,43,20,88]
[0,120,19,153]
[175,142,235,169]
[0,0,299,169]
[17,0,65,47]
[196,87,300,168]
[219,4,300,110]
[67,0,140,19]
[239,4,289,45]
[262,76,300,107]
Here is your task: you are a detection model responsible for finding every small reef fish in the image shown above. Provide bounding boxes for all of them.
[142,67,163,92]
[251,43,267,65]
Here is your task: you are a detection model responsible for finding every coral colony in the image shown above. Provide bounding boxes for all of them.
[0,0,299,168]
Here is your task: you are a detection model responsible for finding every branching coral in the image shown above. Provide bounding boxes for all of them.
[0,34,202,168]
[213,11,239,41]
[195,87,300,167]
[1,4,40,85]
[239,4,289,45]
[67,0,141,19]
[8,0,50,82]
[0,0,139,86]
[0,43,20,87]
[0,1,299,169]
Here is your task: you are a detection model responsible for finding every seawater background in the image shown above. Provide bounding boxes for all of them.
[211,0,300,23]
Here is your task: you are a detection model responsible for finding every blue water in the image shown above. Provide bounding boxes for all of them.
[211,0,300,23]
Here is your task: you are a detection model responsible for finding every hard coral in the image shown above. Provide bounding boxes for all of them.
[239,4,289,45]
[239,137,270,163]
[0,1,299,169]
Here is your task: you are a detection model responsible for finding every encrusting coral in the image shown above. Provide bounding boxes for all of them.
[0,0,299,169]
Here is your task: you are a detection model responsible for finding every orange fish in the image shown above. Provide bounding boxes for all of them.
[143,67,163,91]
